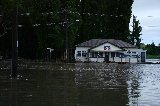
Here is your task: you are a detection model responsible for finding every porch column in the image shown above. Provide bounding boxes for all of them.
[87,50,90,62]
[96,52,99,62]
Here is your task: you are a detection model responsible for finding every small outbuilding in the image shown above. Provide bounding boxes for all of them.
[75,39,147,63]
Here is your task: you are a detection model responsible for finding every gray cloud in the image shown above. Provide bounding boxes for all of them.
[132,0,160,45]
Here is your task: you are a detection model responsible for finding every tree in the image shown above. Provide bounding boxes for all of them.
[0,0,22,58]
[129,15,142,47]
[49,0,81,61]
[104,0,134,41]
[78,0,134,43]
[0,0,135,61]
[145,42,156,55]
[146,42,160,56]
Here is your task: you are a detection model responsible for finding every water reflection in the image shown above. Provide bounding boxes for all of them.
[0,62,160,106]
[0,63,78,106]
[75,63,130,106]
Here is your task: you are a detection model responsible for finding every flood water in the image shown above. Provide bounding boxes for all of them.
[0,62,160,106]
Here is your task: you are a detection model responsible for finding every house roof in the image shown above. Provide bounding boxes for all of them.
[76,39,136,48]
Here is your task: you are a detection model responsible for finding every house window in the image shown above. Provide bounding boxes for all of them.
[95,52,98,57]
[91,52,94,58]
[111,52,115,57]
[116,52,124,57]
[82,51,87,57]
[91,52,98,58]
[77,51,81,57]
[98,52,103,58]
[116,52,120,57]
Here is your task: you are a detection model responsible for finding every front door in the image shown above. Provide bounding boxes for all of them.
[141,52,146,62]
[104,52,109,62]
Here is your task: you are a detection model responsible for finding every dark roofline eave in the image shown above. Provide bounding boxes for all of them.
[89,41,109,50]
[121,47,137,48]
[75,46,91,47]
[75,39,137,49]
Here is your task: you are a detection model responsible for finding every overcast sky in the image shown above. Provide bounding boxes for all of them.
[132,0,160,45]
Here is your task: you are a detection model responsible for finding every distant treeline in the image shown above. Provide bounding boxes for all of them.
[0,0,141,61]
[144,42,160,57]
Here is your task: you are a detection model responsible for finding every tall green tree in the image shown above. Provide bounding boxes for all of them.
[27,0,81,60]
[0,0,134,60]
[145,42,157,55]
[106,0,134,41]
[79,0,134,43]
[50,0,81,60]
[0,0,22,58]
[129,15,142,47]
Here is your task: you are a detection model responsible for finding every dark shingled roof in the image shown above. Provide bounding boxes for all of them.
[76,39,136,48]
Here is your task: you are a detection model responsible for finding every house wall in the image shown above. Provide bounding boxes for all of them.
[89,58,104,62]
[75,47,90,62]
[75,44,146,63]
[120,57,139,63]
[124,48,147,62]
[89,54,139,63]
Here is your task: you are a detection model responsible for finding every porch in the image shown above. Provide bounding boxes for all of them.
[88,51,140,63]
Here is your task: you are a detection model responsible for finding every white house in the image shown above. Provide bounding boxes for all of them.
[75,39,147,63]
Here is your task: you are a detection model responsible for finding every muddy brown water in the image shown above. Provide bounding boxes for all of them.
[0,62,160,106]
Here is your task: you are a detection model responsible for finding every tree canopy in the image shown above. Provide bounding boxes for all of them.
[0,0,137,61]
[129,15,142,48]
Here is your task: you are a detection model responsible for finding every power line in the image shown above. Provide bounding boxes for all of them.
[16,10,124,17]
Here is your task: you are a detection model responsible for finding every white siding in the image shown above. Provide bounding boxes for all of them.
[75,47,90,62]
[124,48,147,62]
[89,58,104,62]
[113,57,139,63]
[91,43,122,52]
[75,44,146,63]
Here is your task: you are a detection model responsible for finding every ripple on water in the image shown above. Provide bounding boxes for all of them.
[0,63,160,106]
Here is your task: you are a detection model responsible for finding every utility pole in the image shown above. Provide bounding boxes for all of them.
[63,5,69,63]
[65,22,74,63]
[12,6,18,78]
[132,15,136,45]
[65,28,68,63]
